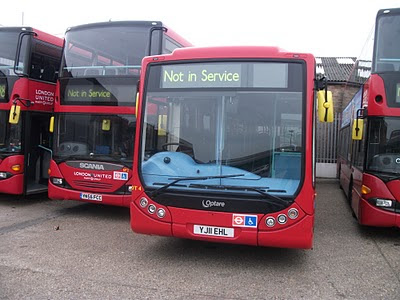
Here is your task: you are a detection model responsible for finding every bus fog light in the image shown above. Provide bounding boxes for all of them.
[156,208,166,218]
[52,177,63,185]
[277,214,287,224]
[148,204,156,214]
[265,217,276,227]
[139,197,148,208]
[376,199,393,207]
[288,208,299,219]
[0,172,7,179]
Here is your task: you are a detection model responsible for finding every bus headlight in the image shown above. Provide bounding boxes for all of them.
[52,177,63,185]
[277,214,288,224]
[148,204,156,214]
[375,199,393,207]
[128,185,133,192]
[156,208,166,218]
[0,172,8,179]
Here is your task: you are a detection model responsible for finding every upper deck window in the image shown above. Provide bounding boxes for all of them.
[374,13,400,73]
[61,25,160,78]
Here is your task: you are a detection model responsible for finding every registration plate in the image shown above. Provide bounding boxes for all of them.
[193,225,234,238]
[80,193,102,201]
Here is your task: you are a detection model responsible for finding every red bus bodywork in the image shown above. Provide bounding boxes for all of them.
[339,74,400,228]
[48,21,191,207]
[338,8,400,228]
[0,28,62,195]
[130,46,317,248]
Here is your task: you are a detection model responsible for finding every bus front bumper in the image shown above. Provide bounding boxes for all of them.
[359,197,400,228]
[130,201,314,249]
[48,182,131,207]
[0,174,24,195]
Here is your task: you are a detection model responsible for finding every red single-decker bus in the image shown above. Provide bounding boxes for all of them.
[130,46,332,248]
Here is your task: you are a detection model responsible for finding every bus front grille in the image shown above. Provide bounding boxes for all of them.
[73,180,113,190]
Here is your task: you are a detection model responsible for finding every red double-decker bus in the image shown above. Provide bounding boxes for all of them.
[338,8,400,228]
[130,46,333,248]
[48,21,191,207]
[0,27,62,195]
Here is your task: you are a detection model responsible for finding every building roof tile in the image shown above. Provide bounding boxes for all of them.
[316,57,357,83]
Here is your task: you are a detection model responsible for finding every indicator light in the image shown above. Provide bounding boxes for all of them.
[11,164,21,172]
[361,185,371,195]
[288,208,299,219]
[265,217,276,227]
[139,197,148,208]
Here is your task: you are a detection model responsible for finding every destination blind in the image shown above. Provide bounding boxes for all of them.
[0,83,5,100]
[160,62,289,89]
[60,77,137,106]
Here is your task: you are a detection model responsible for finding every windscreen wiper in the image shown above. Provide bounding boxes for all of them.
[189,183,289,206]
[150,174,244,198]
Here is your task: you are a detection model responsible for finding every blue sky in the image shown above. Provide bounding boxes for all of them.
[3,0,400,56]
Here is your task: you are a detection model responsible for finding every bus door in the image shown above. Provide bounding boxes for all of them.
[24,112,52,194]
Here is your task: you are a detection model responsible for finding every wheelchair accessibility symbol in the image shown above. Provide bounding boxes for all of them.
[244,216,257,227]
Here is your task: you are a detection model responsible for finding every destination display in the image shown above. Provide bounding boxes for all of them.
[0,84,5,100]
[60,77,137,106]
[160,62,289,89]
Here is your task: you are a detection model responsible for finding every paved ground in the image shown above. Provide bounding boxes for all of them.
[0,181,399,299]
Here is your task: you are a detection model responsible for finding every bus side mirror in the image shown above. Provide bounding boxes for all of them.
[135,92,139,116]
[49,116,54,133]
[9,104,21,124]
[317,90,334,123]
[352,118,364,140]
[102,119,111,131]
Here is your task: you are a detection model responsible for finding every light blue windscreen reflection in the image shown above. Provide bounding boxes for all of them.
[141,91,303,197]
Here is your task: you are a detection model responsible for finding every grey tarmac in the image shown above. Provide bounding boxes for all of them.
[0,180,399,299]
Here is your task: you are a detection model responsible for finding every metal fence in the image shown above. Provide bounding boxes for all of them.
[316,112,341,163]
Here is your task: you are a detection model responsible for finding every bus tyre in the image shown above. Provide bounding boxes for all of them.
[338,167,343,190]
[347,180,352,206]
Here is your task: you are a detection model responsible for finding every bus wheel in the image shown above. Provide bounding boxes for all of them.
[348,180,357,219]
[347,179,353,206]
[338,166,343,190]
